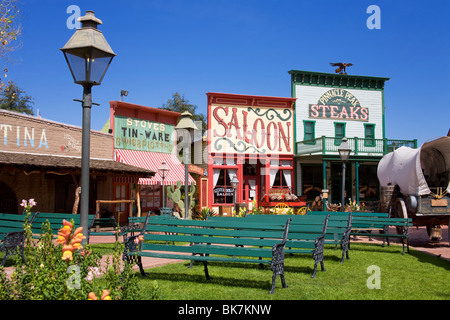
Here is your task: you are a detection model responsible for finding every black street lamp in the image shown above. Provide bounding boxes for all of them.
[175,111,197,219]
[338,137,351,212]
[61,10,116,240]
[230,176,239,214]
[157,161,170,210]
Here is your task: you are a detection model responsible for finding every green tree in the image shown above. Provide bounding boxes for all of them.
[0,80,34,115]
[0,0,22,87]
[162,92,206,132]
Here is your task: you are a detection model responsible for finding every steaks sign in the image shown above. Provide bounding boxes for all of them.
[309,89,369,121]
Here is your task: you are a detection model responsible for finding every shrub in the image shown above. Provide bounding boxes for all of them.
[0,200,141,300]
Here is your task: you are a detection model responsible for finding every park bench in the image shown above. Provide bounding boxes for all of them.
[243,213,351,264]
[119,211,153,240]
[31,212,96,243]
[0,212,38,266]
[89,213,119,241]
[122,215,292,294]
[308,211,413,255]
[207,213,332,277]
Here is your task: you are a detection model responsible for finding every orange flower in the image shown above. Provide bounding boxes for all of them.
[73,227,83,236]
[62,250,73,261]
[101,289,111,300]
[88,292,97,300]
[63,219,73,228]
[88,290,112,300]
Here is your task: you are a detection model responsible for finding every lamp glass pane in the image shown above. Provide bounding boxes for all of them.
[64,52,88,83]
[90,54,113,84]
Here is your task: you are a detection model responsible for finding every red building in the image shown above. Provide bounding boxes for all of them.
[207,93,296,215]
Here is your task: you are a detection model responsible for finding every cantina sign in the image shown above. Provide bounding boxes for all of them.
[210,105,293,154]
[309,89,369,121]
[114,115,176,154]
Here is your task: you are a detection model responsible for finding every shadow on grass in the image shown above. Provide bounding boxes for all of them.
[137,262,275,292]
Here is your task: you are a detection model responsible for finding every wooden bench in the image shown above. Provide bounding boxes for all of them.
[243,213,351,264]
[309,211,413,255]
[31,212,96,242]
[207,214,332,276]
[122,215,292,294]
[0,212,38,266]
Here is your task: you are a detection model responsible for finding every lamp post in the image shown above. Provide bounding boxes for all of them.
[61,10,115,241]
[230,176,239,215]
[338,137,351,212]
[175,111,197,219]
[157,161,170,210]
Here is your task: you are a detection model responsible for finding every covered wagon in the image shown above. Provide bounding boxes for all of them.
[377,136,450,242]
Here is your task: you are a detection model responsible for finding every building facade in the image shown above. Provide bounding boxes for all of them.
[0,109,153,215]
[207,92,296,215]
[109,101,196,219]
[290,70,417,209]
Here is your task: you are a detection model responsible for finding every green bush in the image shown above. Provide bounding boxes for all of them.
[0,203,142,300]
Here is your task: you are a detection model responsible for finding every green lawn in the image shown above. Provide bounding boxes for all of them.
[2,241,448,300]
[132,243,450,300]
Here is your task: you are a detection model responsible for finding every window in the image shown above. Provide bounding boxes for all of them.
[364,124,376,147]
[270,160,293,192]
[212,157,238,204]
[358,165,379,200]
[302,165,323,200]
[213,169,236,204]
[140,185,161,209]
[303,120,316,144]
[334,122,346,146]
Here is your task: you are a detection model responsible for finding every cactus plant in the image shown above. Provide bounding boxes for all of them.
[166,181,196,218]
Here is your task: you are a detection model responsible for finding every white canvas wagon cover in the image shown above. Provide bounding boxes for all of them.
[377,136,450,196]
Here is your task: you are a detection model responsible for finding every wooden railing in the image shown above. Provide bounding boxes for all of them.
[296,136,417,156]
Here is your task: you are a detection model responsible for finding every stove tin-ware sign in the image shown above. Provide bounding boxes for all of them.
[309,89,369,121]
[211,105,293,155]
[114,115,176,154]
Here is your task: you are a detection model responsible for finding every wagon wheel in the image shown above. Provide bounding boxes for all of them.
[274,203,289,215]
[297,207,308,215]
[394,198,408,236]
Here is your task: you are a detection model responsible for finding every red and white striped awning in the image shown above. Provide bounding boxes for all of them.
[115,149,196,185]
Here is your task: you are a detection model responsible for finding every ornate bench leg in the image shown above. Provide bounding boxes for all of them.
[269,264,287,294]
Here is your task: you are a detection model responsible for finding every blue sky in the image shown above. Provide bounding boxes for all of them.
[6,0,450,146]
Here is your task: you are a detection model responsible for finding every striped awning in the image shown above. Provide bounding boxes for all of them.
[114,149,196,185]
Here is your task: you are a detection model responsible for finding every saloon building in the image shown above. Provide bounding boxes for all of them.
[290,70,417,209]
[207,92,297,215]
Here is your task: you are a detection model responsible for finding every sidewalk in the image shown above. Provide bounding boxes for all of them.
[351,225,450,261]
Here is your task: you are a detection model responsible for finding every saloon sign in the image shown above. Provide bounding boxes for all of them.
[309,89,369,121]
[210,105,293,155]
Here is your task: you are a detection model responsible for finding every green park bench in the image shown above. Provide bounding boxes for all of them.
[122,215,293,294]
[308,211,413,255]
[31,212,96,243]
[242,213,352,264]
[0,212,38,266]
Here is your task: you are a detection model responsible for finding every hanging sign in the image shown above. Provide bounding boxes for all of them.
[114,115,176,153]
